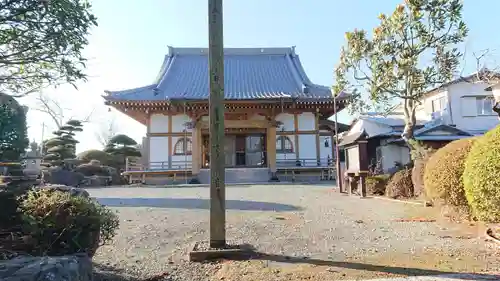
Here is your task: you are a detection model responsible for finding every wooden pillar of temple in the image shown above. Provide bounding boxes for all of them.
[315,113,320,166]
[189,123,202,184]
[267,125,279,181]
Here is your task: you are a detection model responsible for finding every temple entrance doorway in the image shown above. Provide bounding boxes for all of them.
[202,133,266,168]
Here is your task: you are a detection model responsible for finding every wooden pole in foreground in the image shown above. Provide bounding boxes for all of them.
[208,0,226,248]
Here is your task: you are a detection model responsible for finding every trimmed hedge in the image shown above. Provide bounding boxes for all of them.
[424,138,476,207]
[463,126,500,222]
[385,168,413,199]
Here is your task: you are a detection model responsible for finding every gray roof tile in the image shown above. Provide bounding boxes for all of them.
[104,47,336,101]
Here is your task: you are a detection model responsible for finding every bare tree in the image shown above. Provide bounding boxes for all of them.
[462,48,500,117]
[95,116,118,147]
[32,92,95,129]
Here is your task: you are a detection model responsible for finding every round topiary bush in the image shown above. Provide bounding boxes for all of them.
[74,163,110,177]
[385,168,413,199]
[463,126,500,222]
[19,189,119,256]
[424,138,476,207]
[76,150,112,166]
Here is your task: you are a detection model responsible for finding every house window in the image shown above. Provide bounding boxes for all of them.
[276,136,293,153]
[174,138,192,155]
[431,97,446,113]
[476,96,495,115]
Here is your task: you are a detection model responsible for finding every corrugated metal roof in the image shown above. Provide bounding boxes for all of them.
[105,46,337,101]
[359,113,425,127]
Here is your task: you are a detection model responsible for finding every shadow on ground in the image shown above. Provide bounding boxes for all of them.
[252,252,499,279]
[95,197,301,211]
[93,263,140,281]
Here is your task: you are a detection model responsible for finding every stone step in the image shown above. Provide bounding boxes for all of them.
[198,168,270,184]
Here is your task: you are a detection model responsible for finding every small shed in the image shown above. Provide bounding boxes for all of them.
[338,130,369,197]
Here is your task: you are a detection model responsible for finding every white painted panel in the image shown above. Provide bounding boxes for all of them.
[346,147,359,171]
[149,114,169,133]
[275,135,295,160]
[298,134,316,160]
[297,112,315,131]
[460,97,477,117]
[319,136,333,166]
[149,137,169,163]
[275,113,294,131]
[172,114,192,133]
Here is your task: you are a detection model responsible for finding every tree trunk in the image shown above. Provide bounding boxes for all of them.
[402,100,417,150]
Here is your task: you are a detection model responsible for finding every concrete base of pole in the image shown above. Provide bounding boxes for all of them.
[269,172,280,182]
[188,241,255,262]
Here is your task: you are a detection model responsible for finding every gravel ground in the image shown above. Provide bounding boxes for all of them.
[88,185,500,281]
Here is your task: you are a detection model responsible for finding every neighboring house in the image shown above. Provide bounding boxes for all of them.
[340,74,500,173]
[103,46,350,184]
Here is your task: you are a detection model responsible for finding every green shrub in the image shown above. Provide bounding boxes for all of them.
[19,189,119,256]
[385,168,413,199]
[463,126,500,222]
[76,150,112,166]
[424,138,476,207]
[74,163,110,177]
[409,140,435,197]
[366,174,390,195]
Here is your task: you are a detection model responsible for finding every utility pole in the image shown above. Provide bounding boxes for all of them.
[208,0,226,248]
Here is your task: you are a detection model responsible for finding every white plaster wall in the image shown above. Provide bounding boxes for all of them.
[149,114,169,133]
[149,136,169,164]
[448,81,499,132]
[171,136,192,166]
[319,136,333,165]
[298,134,316,161]
[275,113,294,131]
[297,112,315,131]
[380,145,410,173]
[172,114,192,133]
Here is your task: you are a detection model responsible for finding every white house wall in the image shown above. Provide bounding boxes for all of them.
[380,145,410,172]
[447,81,499,132]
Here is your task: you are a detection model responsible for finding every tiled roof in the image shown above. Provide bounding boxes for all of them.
[104,46,341,101]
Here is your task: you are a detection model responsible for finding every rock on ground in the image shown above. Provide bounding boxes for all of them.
[0,254,93,281]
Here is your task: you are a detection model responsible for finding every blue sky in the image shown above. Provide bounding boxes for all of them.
[19,0,500,153]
